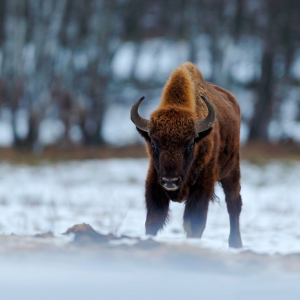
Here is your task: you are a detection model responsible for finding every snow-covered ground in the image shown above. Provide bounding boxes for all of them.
[0,158,299,255]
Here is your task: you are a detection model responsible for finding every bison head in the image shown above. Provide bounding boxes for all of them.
[131,96,215,198]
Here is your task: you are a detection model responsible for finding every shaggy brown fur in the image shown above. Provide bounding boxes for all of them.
[134,62,242,248]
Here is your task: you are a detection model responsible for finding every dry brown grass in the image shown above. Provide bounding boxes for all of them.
[0,144,147,164]
[0,142,299,165]
[241,142,300,163]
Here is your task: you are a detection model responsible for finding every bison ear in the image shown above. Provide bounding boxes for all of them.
[195,127,212,143]
[137,128,151,142]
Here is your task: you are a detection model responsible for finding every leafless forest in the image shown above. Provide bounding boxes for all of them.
[0,0,299,151]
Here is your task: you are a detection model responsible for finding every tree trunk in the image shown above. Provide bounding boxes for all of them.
[184,0,198,63]
[248,48,275,142]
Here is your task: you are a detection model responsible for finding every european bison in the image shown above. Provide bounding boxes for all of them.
[130,62,242,248]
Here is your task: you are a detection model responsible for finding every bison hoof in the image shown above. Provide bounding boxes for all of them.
[145,227,160,236]
[229,236,243,249]
[184,222,205,239]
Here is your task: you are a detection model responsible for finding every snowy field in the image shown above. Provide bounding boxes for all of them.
[0,158,299,255]
[0,157,300,300]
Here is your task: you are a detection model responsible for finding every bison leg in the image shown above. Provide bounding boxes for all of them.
[183,188,211,238]
[221,166,243,248]
[145,169,170,236]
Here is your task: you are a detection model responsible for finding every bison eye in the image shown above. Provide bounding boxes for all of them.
[187,143,194,151]
[151,142,159,155]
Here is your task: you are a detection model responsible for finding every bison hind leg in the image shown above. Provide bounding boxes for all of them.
[221,166,243,249]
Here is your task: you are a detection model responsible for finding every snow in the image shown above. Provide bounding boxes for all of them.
[0,121,13,146]
[111,42,136,79]
[102,104,144,145]
[38,118,65,145]
[112,39,191,82]
[196,35,212,78]
[223,38,261,84]
[0,50,3,75]
[0,158,299,255]
[291,50,300,80]
[1,253,299,300]
[134,40,163,80]
[22,43,36,75]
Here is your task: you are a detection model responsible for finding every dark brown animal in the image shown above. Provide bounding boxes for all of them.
[131,62,242,248]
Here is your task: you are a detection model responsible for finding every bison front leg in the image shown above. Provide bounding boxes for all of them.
[145,169,170,236]
[183,188,211,238]
[221,166,243,249]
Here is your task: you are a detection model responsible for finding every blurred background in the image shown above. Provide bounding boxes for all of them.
[0,0,300,153]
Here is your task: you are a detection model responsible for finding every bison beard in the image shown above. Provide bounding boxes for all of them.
[131,62,243,248]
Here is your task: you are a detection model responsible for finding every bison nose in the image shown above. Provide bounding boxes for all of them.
[161,177,180,191]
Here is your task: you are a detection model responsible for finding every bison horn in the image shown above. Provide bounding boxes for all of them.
[130,96,149,132]
[196,95,216,133]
